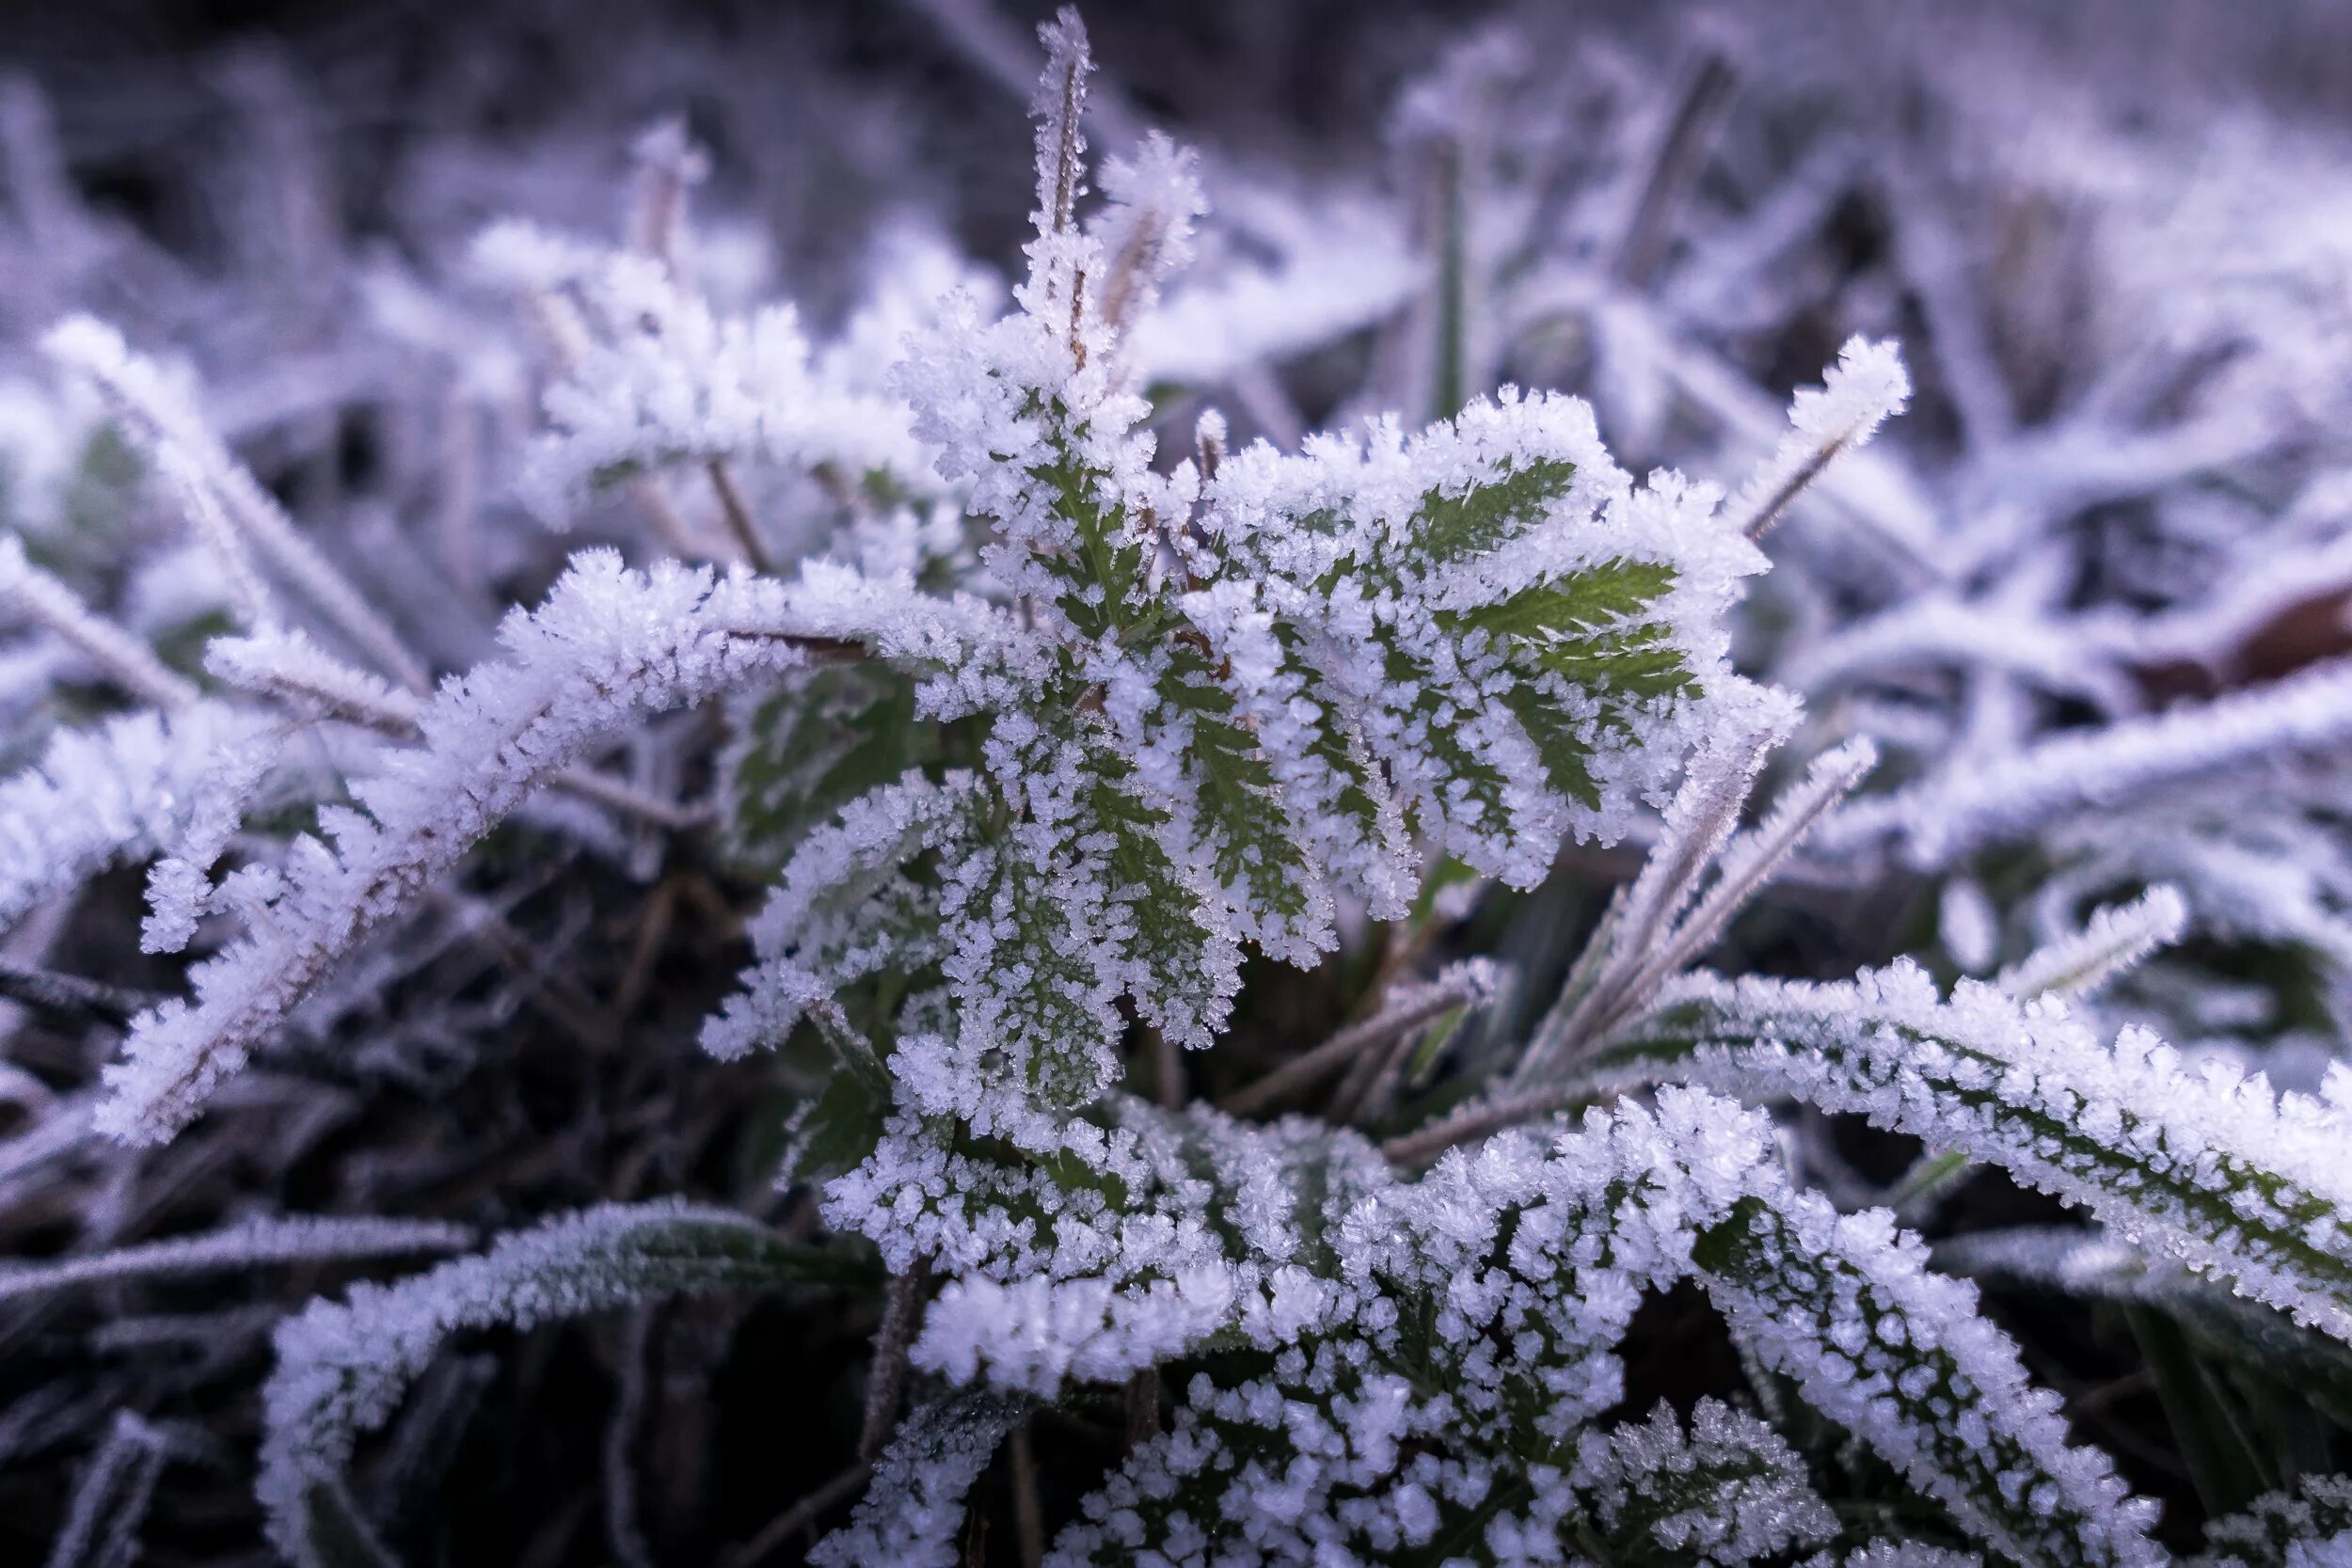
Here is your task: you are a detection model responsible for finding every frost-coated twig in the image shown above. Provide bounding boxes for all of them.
[262,1201,860,1568]
[44,316,431,692]
[1996,885,2188,1002]
[0,960,159,1027]
[1604,737,1877,1013]
[628,115,707,273]
[1399,735,1873,1159]
[858,1262,926,1463]
[0,702,262,935]
[1333,981,1460,1125]
[0,1214,473,1305]
[1009,1423,1044,1568]
[723,1463,872,1568]
[211,626,711,830]
[205,626,419,732]
[545,767,713,832]
[1218,960,1498,1117]
[1379,1079,1579,1165]
[1725,336,1912,541]
[1819,657,2352,870]
[0,538,196,711]
[1611,50,1735,289]
[1513,727,1867,1087]
[705,458,771,574]
[41,1410,167,1568]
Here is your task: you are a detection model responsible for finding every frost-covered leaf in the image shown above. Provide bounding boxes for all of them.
[0,701,260,933]
[1693,1190,2159,1568]
[260,1201,867,1568]
[1571,1399,1836,1566]
[1724,335,1912,540]
[1810,1547,1984,1568]
[704,768,985,1079]
[1938,1225,2352,1432]
[0,534,195,711]
[810,1388,1029,1568]
[484,239,936,524]
[103,549,818,1144]
[2190,1475,2352,1568]
[1592,961,2352,1347]
[771,8,1779,1152]
[901,1086,2154,1568]
[720,662,934,873]
[1995,885,2189,1002]
[1816,658,2352,872]
[0,1214,471,1305]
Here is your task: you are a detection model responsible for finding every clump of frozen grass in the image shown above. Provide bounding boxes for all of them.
[15,6,2352,1566]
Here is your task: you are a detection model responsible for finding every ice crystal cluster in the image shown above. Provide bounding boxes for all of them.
[15,2,2352,1565]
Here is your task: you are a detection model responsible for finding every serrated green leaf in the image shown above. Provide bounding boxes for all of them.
[960,829,1125,1107]
[782,1071,889,1184]
[1524,623,1695,701]
[1409,456,1579,566]
[812,1386,1031,1568]
[1502,681,1606,808]
[1079,736,1238,1051]
[1159,643,1325,947]
[1030,413,1152,641]
[1575,1401,1835,1568]
[1452,557,1677,643]
[1371,626,1522,839]
[726,664,931,872]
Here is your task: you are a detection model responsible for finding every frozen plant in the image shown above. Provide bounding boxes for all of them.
[12,5,2352,1567]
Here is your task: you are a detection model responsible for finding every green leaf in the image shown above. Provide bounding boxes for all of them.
[1451,557,1677,642]
[1157,642,1327,958]
[1052,1358,1522,1568]
[1522,622,1696,702]
[1502,681,1606,809]
[1370,626,1523,847]
[724,664,931,873]
[1574,1401,1835,1568]
[1408,458,1580,567]
[1030,415,1152,641]
[705,772,980,1078]
[1938,1225,2352,1436]
[955,825,1127,1108]
[812,1387,1032,1568]
[2127,1303,2270,1517]
[781,1070,890,1184]
[1081,735,1240,1051]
